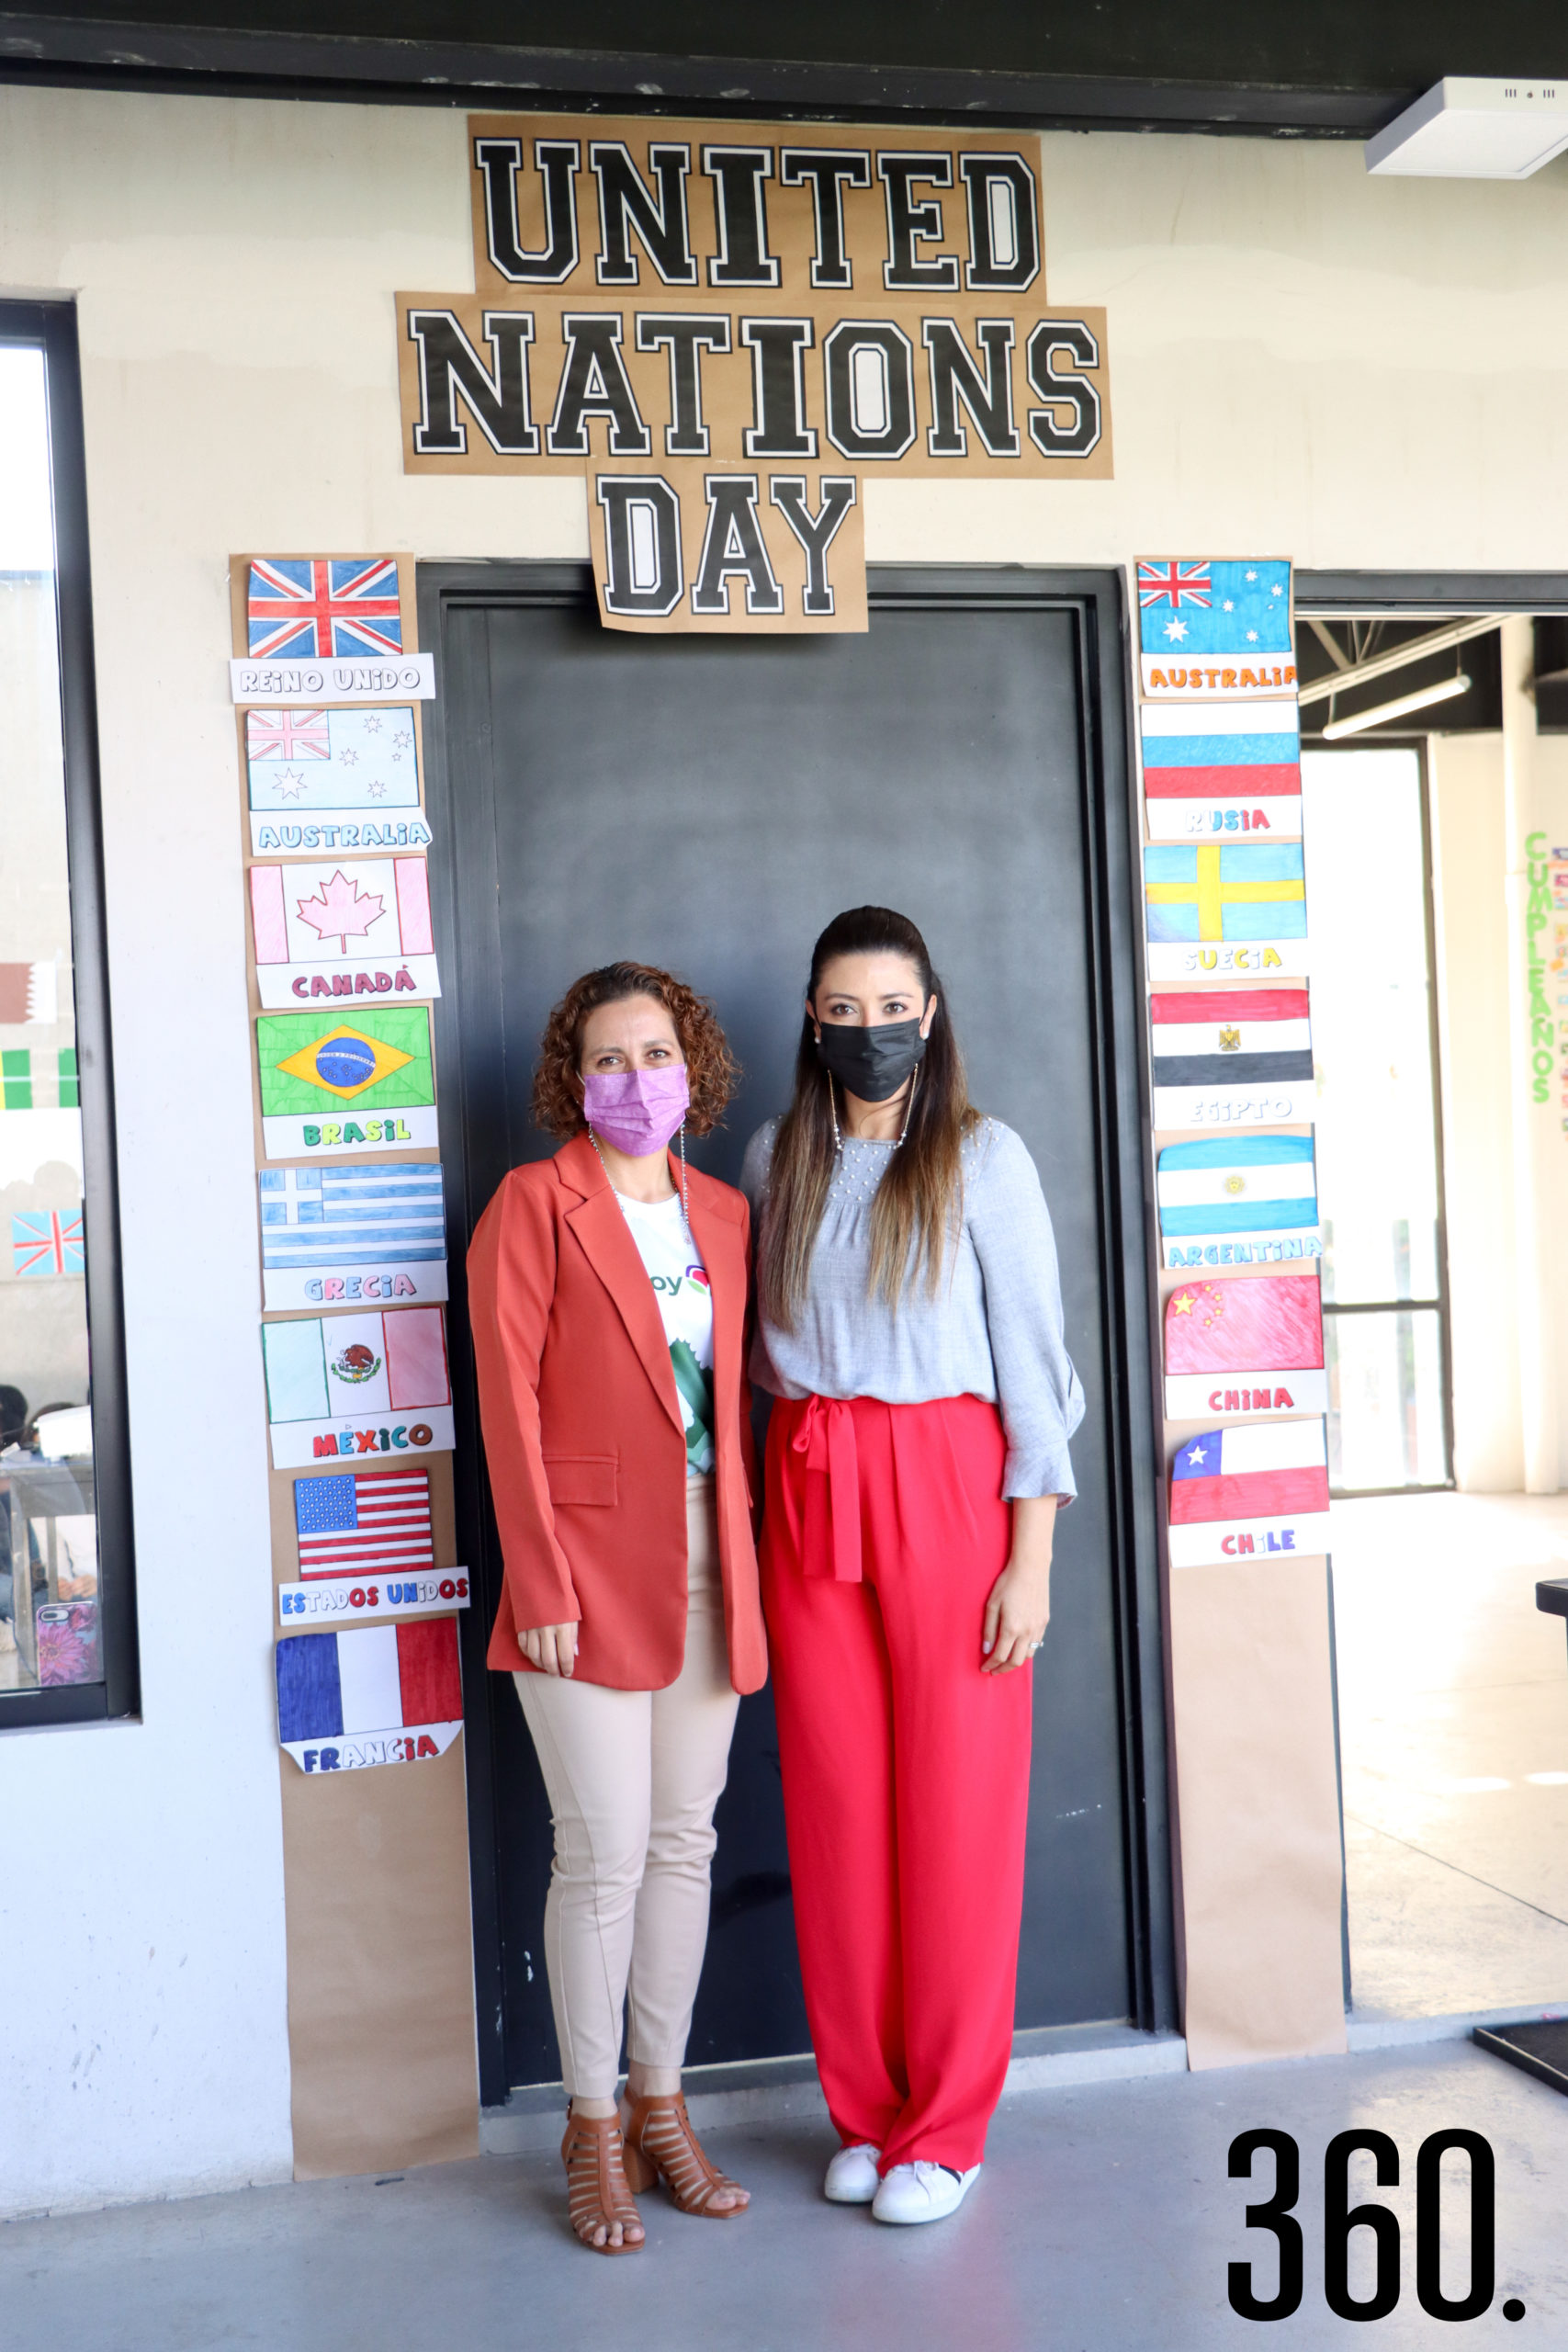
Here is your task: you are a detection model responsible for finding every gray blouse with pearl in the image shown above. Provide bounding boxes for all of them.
[739,1116,1085,1501]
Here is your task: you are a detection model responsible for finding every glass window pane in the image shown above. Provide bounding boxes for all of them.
[1302,747,1441,1305]
[0,342,99,1694]
[1325,1307,1447,1492]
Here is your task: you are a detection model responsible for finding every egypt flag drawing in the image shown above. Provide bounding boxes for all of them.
[1140,702,1303,841]
[1136,558,1295,700]
[1168,1417,1331,1567]
[260,1304,453,1467]
[245,705,430,857]
[1149,987,1314,1126]
[248,857,439,1007]
[275,1618,463,1772]
[1164,1272,1326,1419]
[258,1162,448,1311]
[255,1005,436,1158]
[1157,1136,1321,1267]
[1143,842,1308,981]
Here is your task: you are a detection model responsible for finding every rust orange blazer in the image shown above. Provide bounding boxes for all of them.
[467,1131,766,1694]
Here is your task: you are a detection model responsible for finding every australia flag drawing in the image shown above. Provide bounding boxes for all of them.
[1136,560,1292,661]
[248,558,404,660]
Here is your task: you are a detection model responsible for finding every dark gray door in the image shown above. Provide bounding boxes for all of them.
[422,564,1168,2101]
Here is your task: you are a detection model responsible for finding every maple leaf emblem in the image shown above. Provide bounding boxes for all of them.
[294,869,385,951]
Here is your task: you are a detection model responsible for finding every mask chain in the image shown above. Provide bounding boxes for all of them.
[829,1069,919,1158]
[587,1118,691,1233]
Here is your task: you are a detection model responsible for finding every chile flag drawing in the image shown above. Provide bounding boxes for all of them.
[1168,1418,1331,1567]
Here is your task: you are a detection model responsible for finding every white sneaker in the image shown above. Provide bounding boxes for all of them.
[823,2143,883,2203]
[871,2161,981,2224]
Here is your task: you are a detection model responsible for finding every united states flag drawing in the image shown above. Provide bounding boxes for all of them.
[294,1469,434,1578]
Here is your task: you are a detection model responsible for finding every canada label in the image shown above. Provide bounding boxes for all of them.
[268,1403,456,1472]
[1164,1369,1330,1419]
[278,1569,470,1624]
[255,955,441,1009]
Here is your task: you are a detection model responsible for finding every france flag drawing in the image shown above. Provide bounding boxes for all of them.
[276,1618,462,1771]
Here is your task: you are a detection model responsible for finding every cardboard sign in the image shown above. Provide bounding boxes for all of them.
[1157,1136,1322,1270]
[397,115,1113,631]
[1163,1272,1328,1419]
[1136,560,1295,700]
[259,1163,448,1313]
[255,1006,438,1159]
[244,704,429,859]
[1168,1418,1332,1568]
[261,1306,454,1469]
[248,857,440,1007]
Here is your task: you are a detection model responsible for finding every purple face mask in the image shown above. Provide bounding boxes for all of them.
[582,1065,690,1159]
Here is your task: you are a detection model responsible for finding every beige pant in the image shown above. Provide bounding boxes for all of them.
[514,1476,740,2100]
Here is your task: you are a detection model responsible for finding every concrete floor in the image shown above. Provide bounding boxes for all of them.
[5,2041,1564,2349]
[1334,1492,1568,2019]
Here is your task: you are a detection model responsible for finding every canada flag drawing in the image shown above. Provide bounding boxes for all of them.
[1164,1272,1326,1418]
[248,856,439,1008]
[1168,1417,1332,1568]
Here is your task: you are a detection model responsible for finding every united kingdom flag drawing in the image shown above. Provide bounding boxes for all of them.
[11,1209,85,1277]
[247,558,404,661]
[1137,560,1213,610]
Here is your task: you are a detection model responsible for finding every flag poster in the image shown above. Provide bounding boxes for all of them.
[279,1466,469,1625]
[1140,702,1303,842]
[0,961,57,1024]
[1136,558,1295,700]
[248,557,404,661]
[255,1005,437,1158]
[1149,986,1314,1127]
[1143,842,1308,982]
[247,857,440,1007]
[1164,1272,1326,1419]
[1157,1136,1321,1268]
[258,1161,448,1311]
[276,1617,463,1772]
[11,1208,85,1278]
[260,1305,454,1468]
[1168,1416,1332,1567]
[244,705,430,857]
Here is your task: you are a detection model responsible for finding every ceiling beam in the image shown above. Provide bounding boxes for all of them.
[1297,614,1506,706]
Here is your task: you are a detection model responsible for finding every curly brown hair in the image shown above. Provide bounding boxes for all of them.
[531,961,740,1141]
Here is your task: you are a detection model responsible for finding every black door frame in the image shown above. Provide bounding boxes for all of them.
[418,559,1175,2103]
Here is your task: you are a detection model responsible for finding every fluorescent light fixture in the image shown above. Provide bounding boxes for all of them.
[1367,78,1568,178]
[1320,673,1471,740]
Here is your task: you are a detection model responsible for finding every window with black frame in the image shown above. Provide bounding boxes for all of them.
[0,302,134,1727]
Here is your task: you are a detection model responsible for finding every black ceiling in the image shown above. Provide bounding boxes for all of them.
[3,3,1565,130]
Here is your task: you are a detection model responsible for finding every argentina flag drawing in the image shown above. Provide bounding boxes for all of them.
[1157,1136,1322,1269]
[255,1005,437,1159]
[258,1162,448,1311]
[1143,842,1308,981]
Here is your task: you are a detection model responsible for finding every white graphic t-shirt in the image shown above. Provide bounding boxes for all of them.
[615,1191,715,1476]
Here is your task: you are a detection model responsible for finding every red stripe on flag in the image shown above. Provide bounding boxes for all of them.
[1142,763,1301,797]
[1151,989,1309,1025]
[396,1617,461,1724]
[1169,1465,1330,1524]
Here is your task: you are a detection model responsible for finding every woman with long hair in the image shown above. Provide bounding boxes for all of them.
[468,962,765,2254]
[742,906,1084,2227]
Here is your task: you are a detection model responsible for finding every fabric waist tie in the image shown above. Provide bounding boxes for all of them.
[791,1394,864,1583]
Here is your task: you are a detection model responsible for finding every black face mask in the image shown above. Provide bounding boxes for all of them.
[814,1015,928,1103]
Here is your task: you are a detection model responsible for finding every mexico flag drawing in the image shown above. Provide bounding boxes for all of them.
[1164,1272,1325,1418]
[1149,986,1314,1126]
[1168,1417,1332,1567]
[255,1004,437,1158]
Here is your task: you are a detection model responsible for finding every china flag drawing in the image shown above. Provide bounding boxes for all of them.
[1164,1272,1325,1417]
[1168,1418,1332,1568]
[275,1618,462,1771]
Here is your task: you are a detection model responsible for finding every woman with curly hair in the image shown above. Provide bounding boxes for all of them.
[468,961,764,2255]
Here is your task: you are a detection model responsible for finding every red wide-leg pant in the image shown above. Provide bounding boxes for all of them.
[761,1391,1032,2175]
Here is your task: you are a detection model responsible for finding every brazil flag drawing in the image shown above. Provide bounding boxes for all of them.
[257,1006,438,1159]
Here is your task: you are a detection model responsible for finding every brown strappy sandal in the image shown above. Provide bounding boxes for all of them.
[560,2109,646,2254]
[620,2092,750,2218]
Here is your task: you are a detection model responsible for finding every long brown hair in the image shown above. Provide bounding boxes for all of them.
[757,907,979,1329]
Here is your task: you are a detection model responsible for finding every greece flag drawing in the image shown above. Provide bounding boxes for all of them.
[1150,987,1315,1126]
[1168,1418,1332,1568]
[1158,1136,1321,1267]
[276,1619,463,1772]
[1141,701,1302,842]
[258,1162,449,1311]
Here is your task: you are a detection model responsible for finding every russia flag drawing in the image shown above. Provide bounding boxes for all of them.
[1141,701,1303,842]
[276,1618,462,1771]
[1168,1418,1332,1567]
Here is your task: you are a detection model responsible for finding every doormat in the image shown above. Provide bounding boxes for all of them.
[1473,2020,1568,2095]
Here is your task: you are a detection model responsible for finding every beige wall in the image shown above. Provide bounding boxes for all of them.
[4,83,1566,2209]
